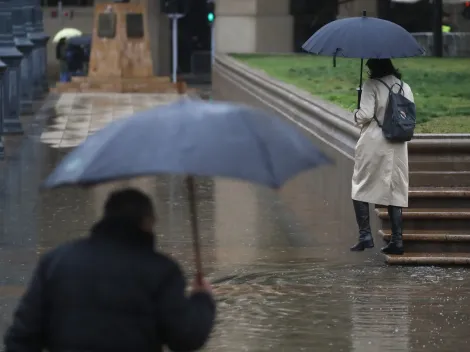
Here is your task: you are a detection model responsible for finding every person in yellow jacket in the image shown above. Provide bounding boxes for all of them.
[442,12,456,33]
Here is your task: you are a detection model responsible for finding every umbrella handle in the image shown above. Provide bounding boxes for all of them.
[186,176,204,285]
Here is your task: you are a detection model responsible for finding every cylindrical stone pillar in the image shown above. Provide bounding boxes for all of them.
[13,0,34,120]
[26,0,48,98]
[215,0,293,53]
[33,2,49,93]
[0,0,24,137]
[0,59,7,158]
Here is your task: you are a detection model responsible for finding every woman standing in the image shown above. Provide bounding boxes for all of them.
[349,59,414,255]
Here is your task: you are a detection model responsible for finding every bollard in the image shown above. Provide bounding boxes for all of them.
[0,59,7,158]
[13,0,34,119]
[33,1,49,94]
[0,0,24,136]
[26,0,48,98]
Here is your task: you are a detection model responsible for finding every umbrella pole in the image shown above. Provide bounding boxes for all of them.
[357,58,364,109]
[186,176,203,285]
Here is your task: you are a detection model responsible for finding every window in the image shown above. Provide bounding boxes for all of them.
[126,13,144,38]
[97,13,116,38]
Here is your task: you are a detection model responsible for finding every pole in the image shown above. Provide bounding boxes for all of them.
[168,14,184,83]
[186,176,203,285]
[433,0,443,57]
[210,21,215,64]
[58,1,63,26]
[172,16,177,83]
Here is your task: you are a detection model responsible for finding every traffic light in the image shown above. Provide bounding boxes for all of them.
[207,0,215,23]
[463,2,470,20]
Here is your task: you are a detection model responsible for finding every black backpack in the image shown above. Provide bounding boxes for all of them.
[373,79,416,142]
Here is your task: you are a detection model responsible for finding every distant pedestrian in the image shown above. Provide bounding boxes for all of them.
[4,188,216,352]
[349,59,414,255]
[56,37,69,82]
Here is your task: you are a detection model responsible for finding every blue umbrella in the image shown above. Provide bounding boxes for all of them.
[302,10,425,108]
[44,99,331,281]
[67,35,92,47]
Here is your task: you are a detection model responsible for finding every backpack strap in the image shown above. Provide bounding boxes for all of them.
[375,78,391,90]
[376,78,404,94]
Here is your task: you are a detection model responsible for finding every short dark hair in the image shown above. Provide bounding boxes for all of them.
[104,188,154,224]
[366,59,402,80]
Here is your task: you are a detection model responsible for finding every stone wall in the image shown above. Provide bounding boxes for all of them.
[413,32,470,57]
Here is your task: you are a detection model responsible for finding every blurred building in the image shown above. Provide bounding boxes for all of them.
[42,0,470,79]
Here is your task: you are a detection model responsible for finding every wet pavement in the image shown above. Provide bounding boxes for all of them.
[0,93,469,351]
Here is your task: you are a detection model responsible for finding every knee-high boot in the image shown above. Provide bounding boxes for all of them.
[350,200,374,251]
[381,206,404,255]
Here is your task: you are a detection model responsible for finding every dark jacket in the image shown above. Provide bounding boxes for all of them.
[4,219,216,352]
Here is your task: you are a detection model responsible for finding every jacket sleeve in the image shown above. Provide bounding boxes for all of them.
[157,264,216,352]
[354,79,376,126]
[4,255,50,352]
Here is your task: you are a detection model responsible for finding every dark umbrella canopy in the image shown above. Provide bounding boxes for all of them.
[302,15,425,59]
[44,99,331,189]
[67,35,92,47]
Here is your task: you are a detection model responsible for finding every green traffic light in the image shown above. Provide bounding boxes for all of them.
[208,12,214,22]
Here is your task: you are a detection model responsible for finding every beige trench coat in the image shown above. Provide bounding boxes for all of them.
[351,75,414,208]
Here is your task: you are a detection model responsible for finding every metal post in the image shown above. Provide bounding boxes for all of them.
[58,1,63,26]
[0,0,24,138]
[12,0,34,121]
[0,59,7,158]
[33,0,49,94]
[211,21,215,65]
[433,0,443,57]
[168,14,184,83]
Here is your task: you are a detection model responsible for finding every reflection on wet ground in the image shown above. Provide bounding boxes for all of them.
[0,94,469,351]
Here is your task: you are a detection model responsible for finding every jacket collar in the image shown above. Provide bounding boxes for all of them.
[90,217,155,248]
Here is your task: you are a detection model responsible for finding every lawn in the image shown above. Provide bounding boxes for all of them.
[232,54,470,133]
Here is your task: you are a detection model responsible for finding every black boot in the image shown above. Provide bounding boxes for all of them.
[350,200,374,251]
[381,206,404,255]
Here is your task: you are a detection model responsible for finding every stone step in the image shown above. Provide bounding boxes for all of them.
[384,252,470,265]
[376,208,470,231]
[408,187,470,208]
[410,171,470,187]
[378,230,470,253]
[410,160,470,172]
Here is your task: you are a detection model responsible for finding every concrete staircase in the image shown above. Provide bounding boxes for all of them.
[377,151,470,265]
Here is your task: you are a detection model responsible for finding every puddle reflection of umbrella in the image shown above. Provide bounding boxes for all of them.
[302,11,425,109]
[43,100,331,283]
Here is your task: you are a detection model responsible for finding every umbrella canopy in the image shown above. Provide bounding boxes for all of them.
[52,28,83,43]
[302,14,425,59]
[44,99,331,189]
[67,35,92,47]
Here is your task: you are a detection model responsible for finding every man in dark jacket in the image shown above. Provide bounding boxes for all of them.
[4,188,216,352]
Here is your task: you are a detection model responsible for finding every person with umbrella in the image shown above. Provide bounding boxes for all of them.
[349,59,414,255]
[4,100,330,351]
[4,188,216,352]
[302,11,423,255]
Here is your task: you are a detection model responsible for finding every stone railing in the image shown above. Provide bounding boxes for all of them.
[0,0,49,159]
[412,32,470,57]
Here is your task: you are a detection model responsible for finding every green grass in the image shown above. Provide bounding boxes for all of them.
[232,54,470,133]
